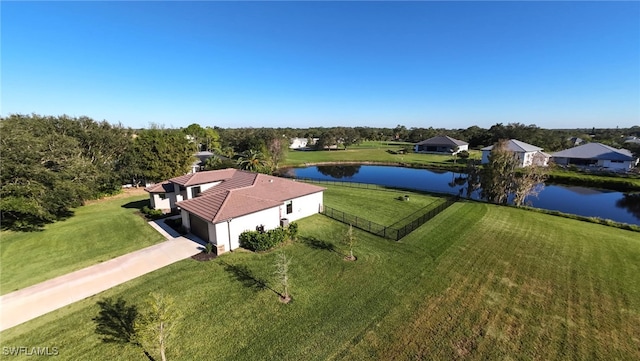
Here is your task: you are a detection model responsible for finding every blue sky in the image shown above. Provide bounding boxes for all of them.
[2,1,639,129]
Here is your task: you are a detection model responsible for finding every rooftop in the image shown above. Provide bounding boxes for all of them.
[551,143,635,161]
[482,139,543,152]
[174,169,325,223]
[415,135,468,147]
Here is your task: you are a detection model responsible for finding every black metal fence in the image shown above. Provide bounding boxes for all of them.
[321,197,458,241]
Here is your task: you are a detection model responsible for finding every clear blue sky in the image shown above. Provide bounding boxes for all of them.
[2,1,639,129]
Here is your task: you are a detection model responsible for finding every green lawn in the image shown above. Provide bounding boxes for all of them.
[283,142,481,168]
[322,183,446,227]
[2,186,638,360]
[0,194,166,294]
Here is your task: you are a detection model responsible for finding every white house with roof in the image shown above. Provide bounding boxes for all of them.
[145,169,325,254]
[290,137,318,149]
[414,136,469,154]
[481,139,549,167]
[551,143,638,171]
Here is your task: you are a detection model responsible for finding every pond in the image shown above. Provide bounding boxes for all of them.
[285,165,640,226]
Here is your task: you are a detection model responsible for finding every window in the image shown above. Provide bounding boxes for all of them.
[158,193,166,200]
[286,200,293,214]
[611,160,623,163]
[191,186,201,198]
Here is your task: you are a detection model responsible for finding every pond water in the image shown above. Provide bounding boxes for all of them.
[286,165,640,226]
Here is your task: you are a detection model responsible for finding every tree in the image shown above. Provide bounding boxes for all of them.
[512,164,548,206]
[458,150,470,161]
[1,114,130,230]
[267,136,288,171]
[120,128,196,184]
[343,225,357,261]
[135,293,181,361]
[481,140,518,205]
[237,149,268,173]
[274,251,291,303]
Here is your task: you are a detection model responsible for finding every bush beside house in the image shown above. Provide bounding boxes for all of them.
[240,223,299,252]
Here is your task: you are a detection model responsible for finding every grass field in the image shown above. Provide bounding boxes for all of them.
[2,186,639,360]
[283,141,481,168]
[322,184,447,227]
[0,192,166,294]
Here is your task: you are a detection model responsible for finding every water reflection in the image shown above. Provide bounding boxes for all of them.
[316,165,361,179]
[290,165,640,225]
[616,194,640,219]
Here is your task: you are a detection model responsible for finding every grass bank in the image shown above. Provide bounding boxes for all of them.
[283,141,480,171]
[2,186,639,360]
[0,192,166,294]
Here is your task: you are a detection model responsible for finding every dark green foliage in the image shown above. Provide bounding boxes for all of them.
[93,297,138,344]
[141,206,164,219]
[458,150,470,160]
[287,222,299,241]
[118,127,196,184]
[240,227,288,251]
[0,114,130,231]
[204,243,214,254]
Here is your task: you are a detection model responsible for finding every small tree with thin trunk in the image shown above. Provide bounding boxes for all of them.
[274,251,291,303]
[134,293,181,361]
[343,225,357,261]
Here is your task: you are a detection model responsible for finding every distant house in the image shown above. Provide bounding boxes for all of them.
[145,169,325,254]
[189,151,214,174]
[551,143,638,171]
[481,139,549,167]
[568,137,584,147]
[414,136,469,155]
[624,137,640,145]
[290,137,318,149]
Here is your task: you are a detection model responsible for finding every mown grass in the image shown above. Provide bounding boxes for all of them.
[322,184,446,227]
[0,194,166,294]
[2,186,638,360]
[283,141,481,169]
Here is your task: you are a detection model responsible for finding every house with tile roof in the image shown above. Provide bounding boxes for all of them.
[481,139,550,167]
[551,143,638,171]
[145,169,325,254]
[414,136,469,154]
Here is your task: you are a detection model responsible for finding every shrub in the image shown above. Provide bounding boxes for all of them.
[287,222,299,241]
[141,205,164,219]
[204,243,214,254]
[240,227,288,252]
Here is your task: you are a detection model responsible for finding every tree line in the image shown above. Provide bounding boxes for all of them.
[2,114,638,231]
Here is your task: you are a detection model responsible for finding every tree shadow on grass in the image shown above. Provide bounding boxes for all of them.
[300,236,347,257]
[93,297,155,361]
[121,199,150,210]
[220,261,283,297]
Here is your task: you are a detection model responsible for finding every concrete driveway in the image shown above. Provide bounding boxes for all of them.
[0,220,203,332]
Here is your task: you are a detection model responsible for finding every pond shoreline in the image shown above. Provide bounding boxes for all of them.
[279,161,640,192]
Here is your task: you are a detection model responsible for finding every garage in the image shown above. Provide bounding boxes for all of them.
[189,214,210,243]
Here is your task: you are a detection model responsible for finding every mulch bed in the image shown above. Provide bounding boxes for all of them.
[191,252,217,262]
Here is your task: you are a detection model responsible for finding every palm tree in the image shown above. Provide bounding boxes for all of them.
[237,149,267,172]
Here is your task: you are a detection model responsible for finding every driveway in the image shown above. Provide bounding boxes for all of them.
[0,220,203,332]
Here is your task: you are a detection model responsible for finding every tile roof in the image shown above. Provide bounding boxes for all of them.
[551,143,635,161]
[415,135,468,147]
[144,181,174,193]
[481,139,542,152]
[169,168,237,187]
[174,169,325,223]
